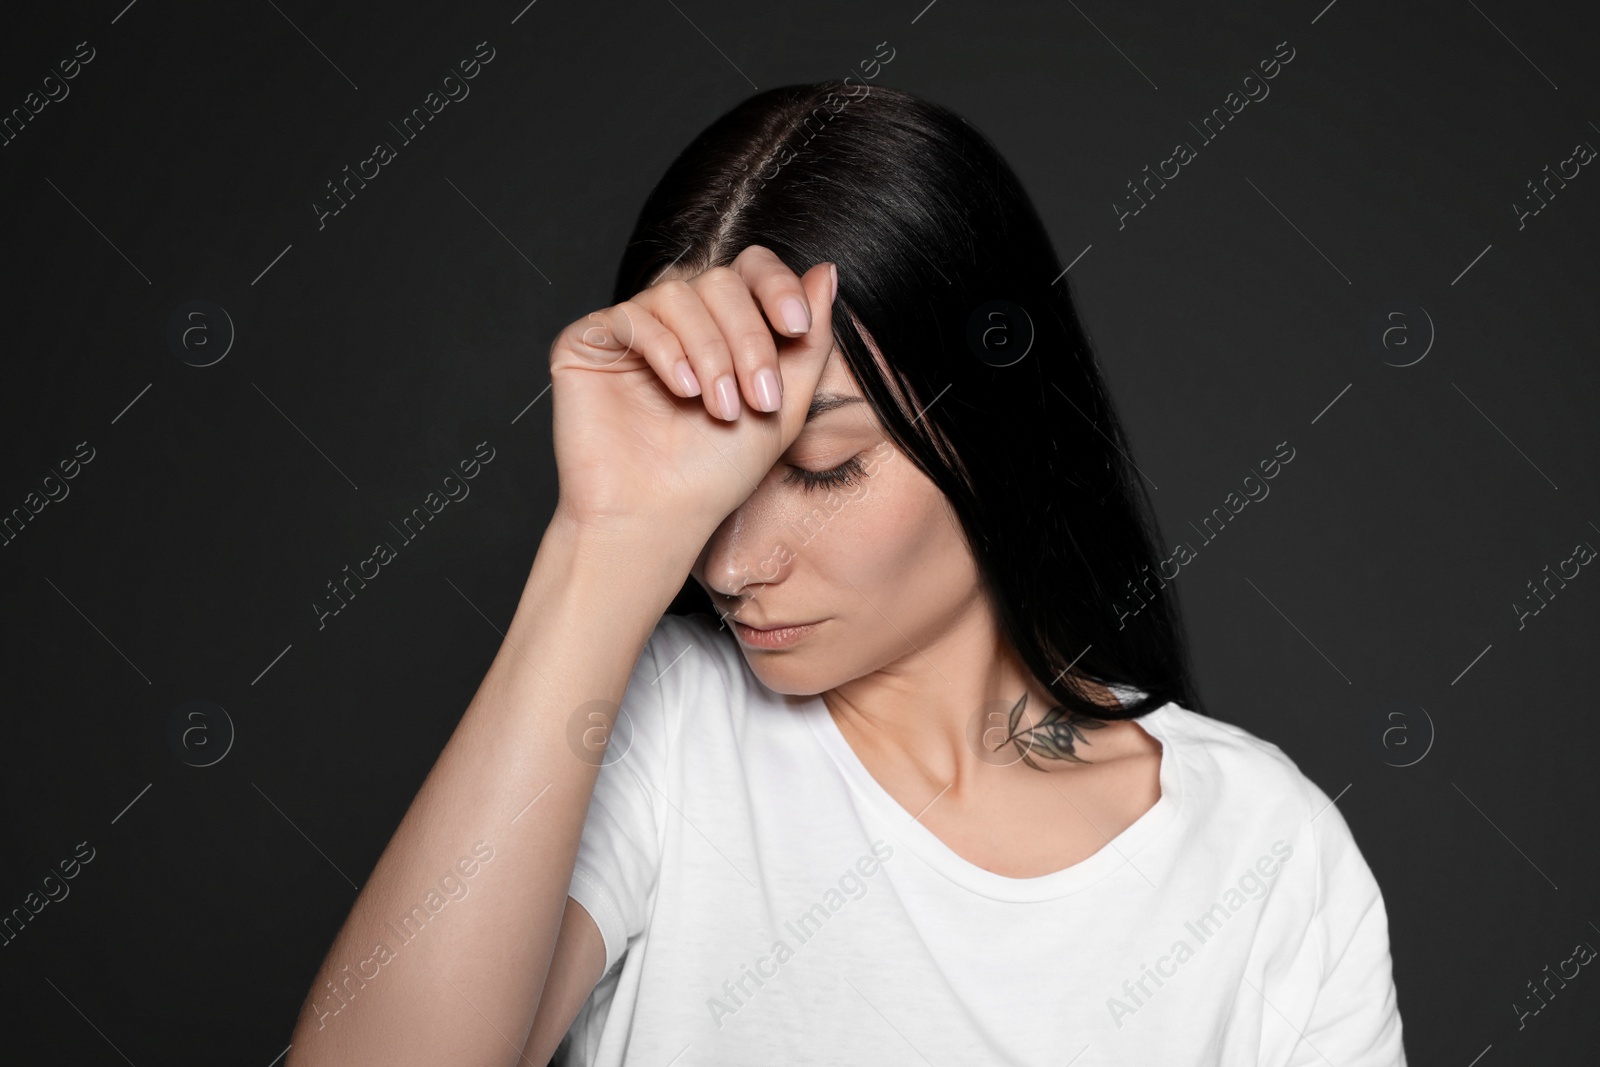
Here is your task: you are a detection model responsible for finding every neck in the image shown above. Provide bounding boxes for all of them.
[820,602,1118,791]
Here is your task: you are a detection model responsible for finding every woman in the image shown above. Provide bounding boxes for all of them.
[287,81,1406,1066]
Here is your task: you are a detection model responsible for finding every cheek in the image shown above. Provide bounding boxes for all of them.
[813,467,967,596]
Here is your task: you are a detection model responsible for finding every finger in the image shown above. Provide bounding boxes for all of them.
[729,244,813,339]
[688,266,783,417]
[554,299,706,398]
[772,262,838,447]
[642,278,742,420]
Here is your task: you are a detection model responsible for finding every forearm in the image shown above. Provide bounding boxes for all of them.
[286,514,691,1067]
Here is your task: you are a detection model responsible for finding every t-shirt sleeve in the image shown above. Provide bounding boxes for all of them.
[1285,781,1408,1065]
[565,615,687,978]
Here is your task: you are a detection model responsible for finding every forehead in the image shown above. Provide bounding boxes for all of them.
[815,343,857,397]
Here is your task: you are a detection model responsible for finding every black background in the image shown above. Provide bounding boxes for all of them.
[2,0,1597,1063]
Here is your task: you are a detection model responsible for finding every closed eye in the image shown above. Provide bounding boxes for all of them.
[783,455,867,492]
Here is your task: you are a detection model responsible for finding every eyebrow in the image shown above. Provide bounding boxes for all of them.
[805,393,866,423]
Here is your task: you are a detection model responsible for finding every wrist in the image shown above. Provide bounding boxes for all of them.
[538,507,701,607]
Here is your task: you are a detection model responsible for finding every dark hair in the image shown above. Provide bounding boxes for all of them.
[611,80,1207,723]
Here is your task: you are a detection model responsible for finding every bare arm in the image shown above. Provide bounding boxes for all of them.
[286,245,835,1067]
[285,513,690,1067]
[518,896,608,1065]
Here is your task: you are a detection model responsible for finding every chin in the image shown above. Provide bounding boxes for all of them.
[738,652,830,698]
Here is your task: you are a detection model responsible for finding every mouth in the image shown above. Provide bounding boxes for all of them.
[730,619,822,649]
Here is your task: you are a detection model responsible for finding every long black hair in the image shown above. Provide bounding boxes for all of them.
[611,80,1206,723]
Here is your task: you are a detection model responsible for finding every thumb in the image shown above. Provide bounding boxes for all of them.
[774,261,839,445]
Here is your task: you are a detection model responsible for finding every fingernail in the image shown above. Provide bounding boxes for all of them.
[673,359,701,397]
[754,367,782,412]
[714,374,740,420]
[781,297,811,334]
[829,262,838,303]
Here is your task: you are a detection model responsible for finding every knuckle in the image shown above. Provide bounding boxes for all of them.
[611,303,639,336]
[698,265,741,289]
[730,329,775,362]
[697,334,732,363]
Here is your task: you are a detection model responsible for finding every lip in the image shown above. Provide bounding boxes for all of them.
[731,619,821,649]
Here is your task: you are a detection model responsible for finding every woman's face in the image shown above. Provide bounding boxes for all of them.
[690,340,985,696]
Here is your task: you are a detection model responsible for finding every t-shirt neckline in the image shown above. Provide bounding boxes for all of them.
[801,691,1185,903]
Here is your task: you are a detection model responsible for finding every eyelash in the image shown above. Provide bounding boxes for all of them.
[784,455,867,492]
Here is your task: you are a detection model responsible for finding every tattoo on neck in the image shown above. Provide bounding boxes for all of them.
[991,692,1108,771]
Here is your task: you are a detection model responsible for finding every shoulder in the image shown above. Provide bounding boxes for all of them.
[1153,703,1386,900]
[1153,702,1326,823]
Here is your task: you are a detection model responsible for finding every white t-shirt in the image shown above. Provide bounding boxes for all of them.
[557,612,1406,1065]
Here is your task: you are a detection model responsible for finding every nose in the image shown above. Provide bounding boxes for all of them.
[696,491,797,609]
